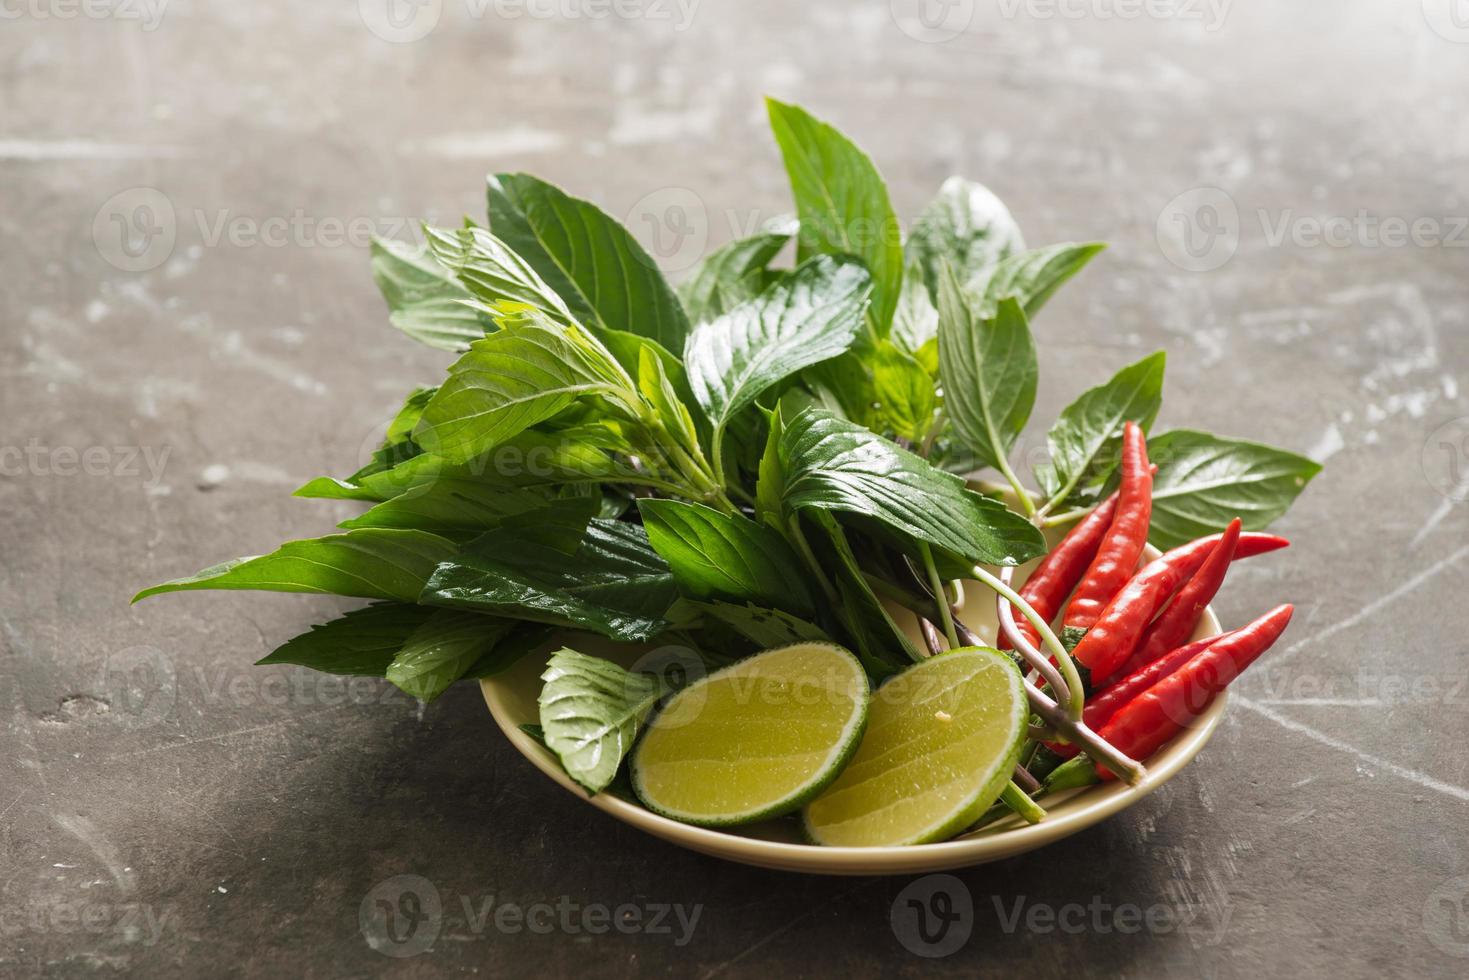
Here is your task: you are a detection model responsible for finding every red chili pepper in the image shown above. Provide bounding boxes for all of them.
[1063,421,1152,632]
[1044,631,1232,760]
[998,491,1121,651]
[1113,519,1242,679]
[1071,525,1287,684]
[1086,631,1233,729]
[1096,604,1294,779]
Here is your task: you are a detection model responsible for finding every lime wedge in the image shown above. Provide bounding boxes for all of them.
[630,643,870,827]
[803,648,1026,847]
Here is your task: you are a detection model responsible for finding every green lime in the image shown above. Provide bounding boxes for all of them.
[630,643,870,827]
[803,648,1027,847]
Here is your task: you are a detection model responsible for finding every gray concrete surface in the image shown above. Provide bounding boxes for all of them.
[3,2,1468,977]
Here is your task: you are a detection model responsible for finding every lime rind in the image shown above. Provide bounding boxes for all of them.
[629,642,871,827]
[801,647,1027,847]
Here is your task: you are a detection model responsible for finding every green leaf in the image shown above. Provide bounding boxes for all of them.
[637,341,701,458]
[386,610,517,702]
[871,340,937,444]
[778,408,1046,566]
[690,600,830,648]
[937,271,1037,472]
[370,239,489,352]
[1145,430,1322,549]
[684,256,871,459]
[422,224,574,321]
[338,478,554,537]
[296,427,642,504]
[977,242,1105,318]
[417,310,637,463]
[538,648,662,794]
[465,622,556,679]
[678,221,795,324]
[891,273,940,356]
[766,98,903,335]
[907,177,1025,304]
[806,510,919,675]
[1039,351,1166,507]
[638,499,814,614]
[487,172,691,352]
[256,603,435,676]
[421,519,677,642]
[133,529,458,603]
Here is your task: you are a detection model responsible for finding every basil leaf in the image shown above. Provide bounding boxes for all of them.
[766,98,903,335]
[908,177,1025,304]
[1146,430,1322,549]
[417,310,637,463]
[636,342,702,459]
[538,648,662,794]
[386,610,517,702]
[690,600,830,648]
[465,622,557,679]
[638,499,814,614]
[778,408,1046,566]
[678,221,795,324]
[132,529,458,603]
[801,351,877,427]
[370,239,489,352]
[684,256,871,459]
[256,602,435,675]
[1041,351,1166,507]
[937,269,1037,472]
[977,242,1106,318]
[423,224,574,321]
[338,478,554,537]
[487,172,691,352]
[298,426,642,505]
[891,273,941,356]
[422,519,677,642]
[806,510,918,676]
[871,340,937,444]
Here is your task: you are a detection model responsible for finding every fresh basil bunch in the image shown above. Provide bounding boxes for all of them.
[135,99,1318,792]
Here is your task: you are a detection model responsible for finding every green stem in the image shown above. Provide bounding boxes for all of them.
[993,453,1037,518]
[861,573,937,618]
[788,516,840,606]
[919,543,959,649]
[968,563,1086,720]
[1041,504,1095,528]
[918,408,946,458]
[1000,780,1047,824]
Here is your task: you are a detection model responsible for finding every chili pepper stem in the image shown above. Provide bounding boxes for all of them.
[1025,680,1146,785]
[1000,781,1047,824]
[919,543,961,649]
[971,564,1087,720]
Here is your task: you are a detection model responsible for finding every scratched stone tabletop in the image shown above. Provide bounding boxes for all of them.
[3,2,1468,977]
